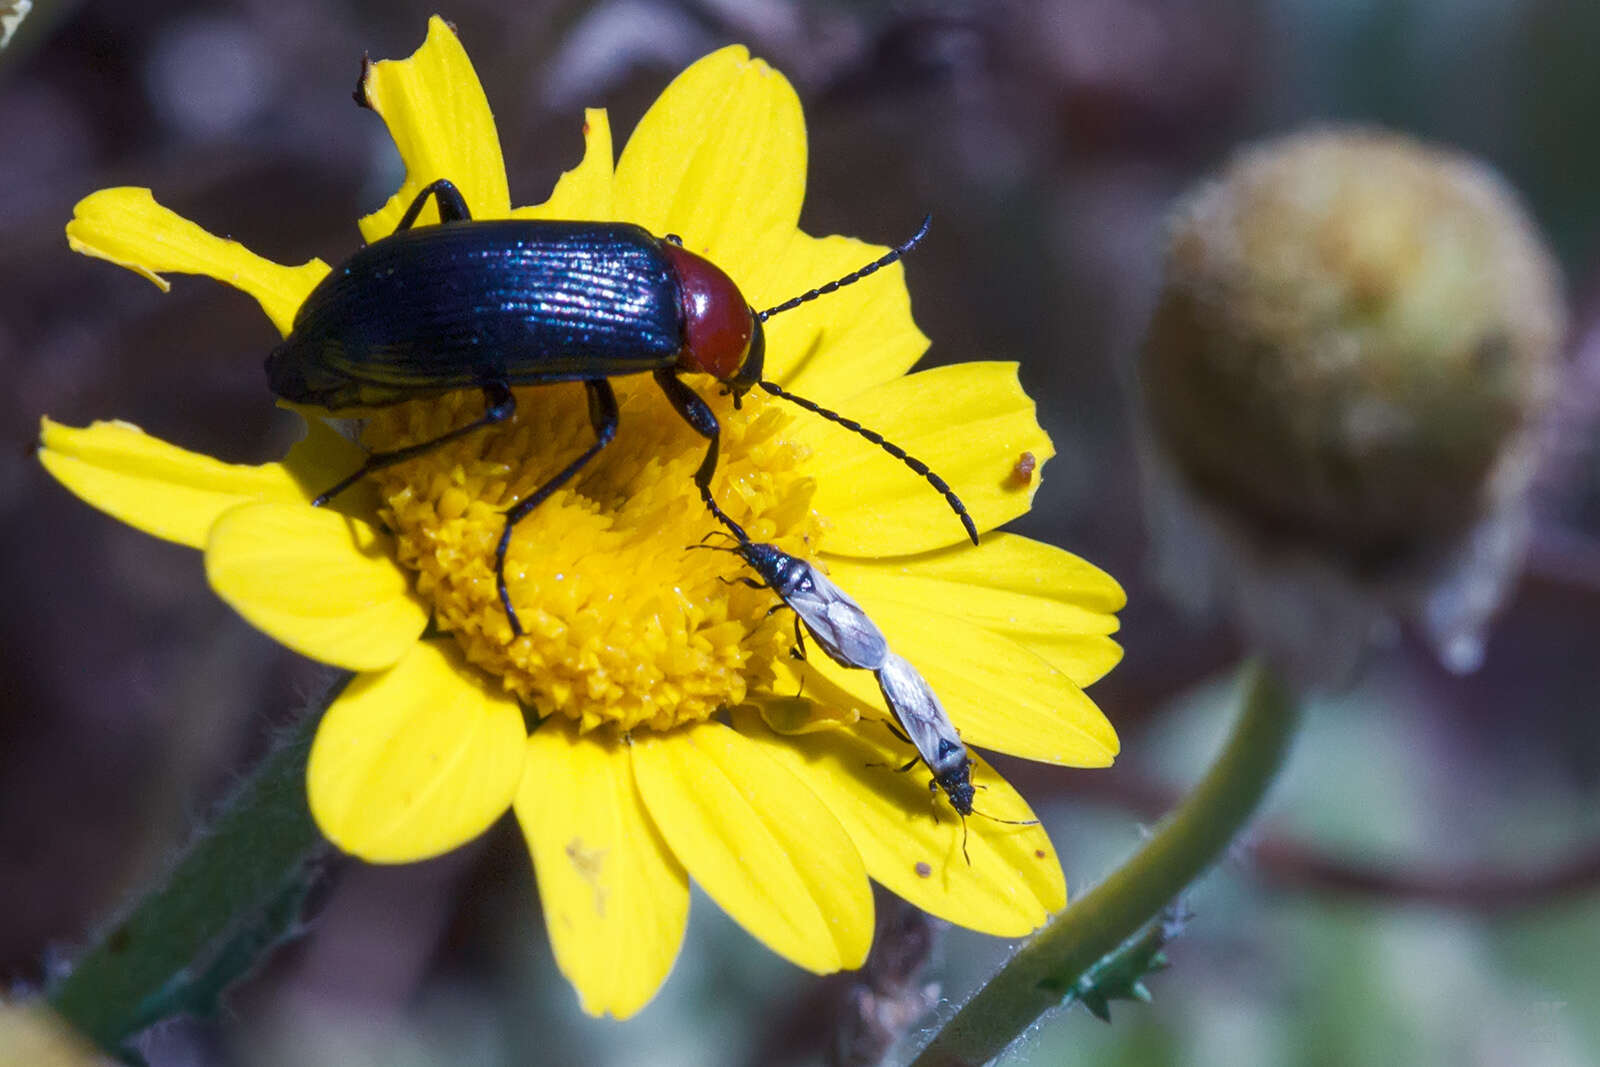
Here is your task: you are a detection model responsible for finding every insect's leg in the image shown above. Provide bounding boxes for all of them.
[788,615,808,661]
[496,379,619,636]
[312,383,515,507]
[394,178,472,231]
[880,718,912,746]
[653,369,748,543]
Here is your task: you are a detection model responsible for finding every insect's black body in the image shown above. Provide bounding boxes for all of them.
[268,221,686,410]
[268,178,967,635]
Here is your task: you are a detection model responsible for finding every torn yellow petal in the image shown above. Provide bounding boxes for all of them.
[613,45,804,282]
[66,187,328,337]
[205,503,427,671]
[512,109,615,221]
[515,720,688,1019]
[798,598,1118,766]
[308,640,526,862]
[631,721,872,974]
[750,690,861,735]
[797,363,1055,555]
[750,231,929,402]
[358,16,510,241]
[733,710,1064,934]
[38,418,309,548]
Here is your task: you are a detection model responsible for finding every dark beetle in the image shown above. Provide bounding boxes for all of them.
[268,179,976,635]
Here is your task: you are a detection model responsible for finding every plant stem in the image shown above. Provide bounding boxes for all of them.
[49,678,345,1054]
[909,659,1298,1066]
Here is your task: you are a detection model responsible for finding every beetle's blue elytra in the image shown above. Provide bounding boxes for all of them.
[269,179,975,635]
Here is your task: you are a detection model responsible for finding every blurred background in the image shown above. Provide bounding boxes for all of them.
[4,1,1600,1064]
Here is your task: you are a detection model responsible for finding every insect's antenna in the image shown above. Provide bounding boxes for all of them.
[757,379,979,545]
[684,541,737,557]
[971,808,1040,827]
[756,215,932,322]
[685,529,742,553]
[960,815,971,866]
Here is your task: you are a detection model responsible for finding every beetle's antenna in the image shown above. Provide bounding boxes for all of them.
[750,215,974,545]
[756,215,931,322]
[756,380,979,545]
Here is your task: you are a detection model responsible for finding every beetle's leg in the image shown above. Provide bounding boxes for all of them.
[393,178,472,231]
[495,379,619,636]
[311,383,516,506]
[653,369,749,543]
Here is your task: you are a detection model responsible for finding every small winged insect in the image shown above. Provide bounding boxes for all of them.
[871,651,1039,862]
[717,539,1037,861]
[873,651,976,814]
[715,539,889,671]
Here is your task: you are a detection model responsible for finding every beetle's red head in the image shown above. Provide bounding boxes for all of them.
[663,243,764,396]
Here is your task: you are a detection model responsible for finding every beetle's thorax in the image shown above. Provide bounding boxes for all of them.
[662,243,760,385]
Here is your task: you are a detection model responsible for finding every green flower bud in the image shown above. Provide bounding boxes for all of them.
[1140,128,1566,676]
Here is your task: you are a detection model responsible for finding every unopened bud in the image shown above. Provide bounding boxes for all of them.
[1140,128,1565,678]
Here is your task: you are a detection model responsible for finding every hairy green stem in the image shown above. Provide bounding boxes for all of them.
[909,659,1298,1066]
[49,677,345,1054]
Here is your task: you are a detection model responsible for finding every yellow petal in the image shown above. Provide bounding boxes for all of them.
[358,16,511,241]
[308,640,525,862]
[749,230,929,402]
[515,720,688,1018]
[205,503,427,670]
[0,1001,101,1067]
[613,46,805,282]
[38,418,309,548]
[277,413,378,512]
[861,531,1126,611]
[733,710,1064,934]
[1008,632,1124,689]
[750,691,860,734]
[795,598,1118,766]
[631,721,873,973]
[824,534,1123,686]
[512,109,615,221]
[796,363,1055,555]
[66,188,327,337]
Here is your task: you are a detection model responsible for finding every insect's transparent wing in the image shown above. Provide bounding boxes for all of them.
[875,652,966,776]
[787,566,889,670]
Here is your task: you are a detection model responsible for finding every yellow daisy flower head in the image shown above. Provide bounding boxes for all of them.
[40,17,1123,1017]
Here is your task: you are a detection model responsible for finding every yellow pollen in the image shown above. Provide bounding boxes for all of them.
[362,377,824,732]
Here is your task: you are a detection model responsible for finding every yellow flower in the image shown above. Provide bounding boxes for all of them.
[39,18,1123,1017]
